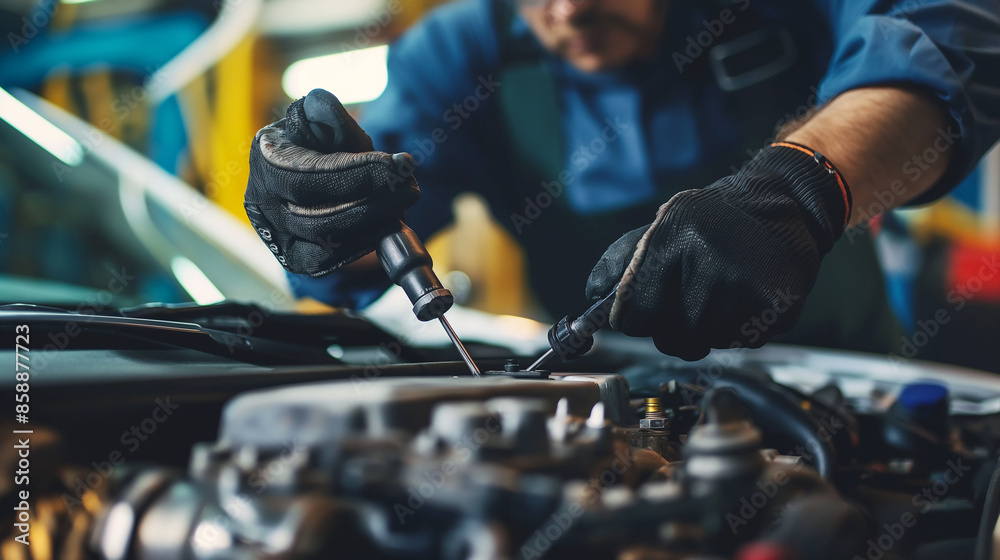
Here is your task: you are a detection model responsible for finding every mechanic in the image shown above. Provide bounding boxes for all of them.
[245,0,1000,360]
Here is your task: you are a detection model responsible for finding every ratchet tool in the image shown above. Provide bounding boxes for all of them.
[526,283,619,371]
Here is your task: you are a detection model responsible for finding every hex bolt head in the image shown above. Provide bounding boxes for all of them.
[639,418,667,430]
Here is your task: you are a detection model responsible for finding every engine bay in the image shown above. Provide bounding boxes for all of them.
[6,336,1000,560]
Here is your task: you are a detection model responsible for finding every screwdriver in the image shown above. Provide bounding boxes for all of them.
[293,89,480,377]
[526,283,619,371]
[375,223,481,377]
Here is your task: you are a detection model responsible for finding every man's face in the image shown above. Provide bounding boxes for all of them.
[518,0,668,72]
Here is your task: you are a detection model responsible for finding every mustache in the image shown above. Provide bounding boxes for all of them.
[549,10,646,50]
[562,10,644,33]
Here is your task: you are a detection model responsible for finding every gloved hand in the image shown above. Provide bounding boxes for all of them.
[244,89,420,277]
[586,142,852,360]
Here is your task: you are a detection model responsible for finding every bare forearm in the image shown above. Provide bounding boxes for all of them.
[781,87,952,228]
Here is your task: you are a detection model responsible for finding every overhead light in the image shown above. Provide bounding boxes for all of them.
[0,87,84,166]
[261,0,386,36]
[170,256,225,305]
[60,0,102,4]
[282,45,389,105]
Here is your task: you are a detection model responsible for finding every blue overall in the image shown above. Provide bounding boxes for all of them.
[295,0,1000,353]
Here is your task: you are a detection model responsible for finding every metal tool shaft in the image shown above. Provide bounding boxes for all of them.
[439,315,481,377]
[526,348,556,372]
[525,283,620,372]
[375,223,481,378]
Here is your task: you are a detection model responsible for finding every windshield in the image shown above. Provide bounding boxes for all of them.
[0,90,293,310]
[0,106,187,307]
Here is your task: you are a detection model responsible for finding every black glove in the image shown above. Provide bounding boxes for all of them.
[586,142,852,360]
[244,89,420,277]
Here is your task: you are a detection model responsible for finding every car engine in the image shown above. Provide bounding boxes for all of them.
[4,344,1000,560]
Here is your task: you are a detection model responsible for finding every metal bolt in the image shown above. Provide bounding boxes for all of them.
[645,397,665,420]
[504,359,519,373]
[640,397,668,431]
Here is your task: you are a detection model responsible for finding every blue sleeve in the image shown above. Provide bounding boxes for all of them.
[291,0,504,307]
[811,0,1000,204]
[362,0,503,239]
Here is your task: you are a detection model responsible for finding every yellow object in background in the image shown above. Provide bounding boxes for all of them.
[909,198,1000,252]
[426,194,538,317]
[40,68,149,149]
[40,71,73,118]
[394,0,457,29]
[205,35,256,224]
[176,35,284,226]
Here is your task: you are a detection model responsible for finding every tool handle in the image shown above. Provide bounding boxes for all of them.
[289,91,455,323]
[574,286,618,331]
[375,222,454,321]
[544,284,619,364]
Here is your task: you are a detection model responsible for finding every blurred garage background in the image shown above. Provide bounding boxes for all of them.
[0,0,997,370]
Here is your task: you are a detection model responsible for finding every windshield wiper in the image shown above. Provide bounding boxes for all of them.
[0,305,339,366]
[120,301,400,349]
